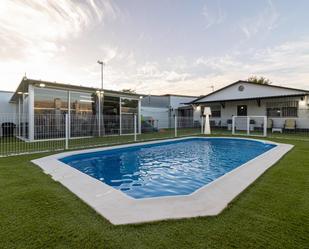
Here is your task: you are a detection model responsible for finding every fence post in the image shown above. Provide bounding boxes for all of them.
[263,116,267,137]
[174,114,177,137]
[201,115,204,134]
[247,116,250,135]
[232,116,235,135]
[134,114,137,142]
[65,113,69,150]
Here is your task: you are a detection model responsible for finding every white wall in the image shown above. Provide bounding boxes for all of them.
[141,95,198,129]
[0,91,17,137]
[196,82,307,103]
[203,96,309,129]
[141,106,170,129]
[0,91,15,114]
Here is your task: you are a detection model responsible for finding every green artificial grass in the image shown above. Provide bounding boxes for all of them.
[0,137,308,249]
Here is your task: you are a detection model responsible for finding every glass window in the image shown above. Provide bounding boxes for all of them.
[267,108,281,117]
[210,105,221,117]
[282,107,298,117]
[34,88,68,114]
[266,101,298,117]
[103,96,120,135]
[121,98,139,134]
[121,98,138,114]
[34,88,68,139]
[103,96,120,115]
[70,92,96,115]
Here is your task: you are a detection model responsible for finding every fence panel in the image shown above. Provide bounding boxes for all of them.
[1,110,308,157]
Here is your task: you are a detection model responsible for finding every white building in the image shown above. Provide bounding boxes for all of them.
[141,94,199,129]
[2,77,142,141]
[190,80,309,131]
[0,91,16,137]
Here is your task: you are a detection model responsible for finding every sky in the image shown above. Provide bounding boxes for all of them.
[0,0,309,95]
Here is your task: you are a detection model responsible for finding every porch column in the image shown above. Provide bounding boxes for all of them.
[28,85,34,141]
[138,98,141,134]
[68,91,71,139]
[119,97,122,135]
[18,96,21,136]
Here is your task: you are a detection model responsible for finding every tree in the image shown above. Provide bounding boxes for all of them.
[122,89,136,94]
[247,76,271,85]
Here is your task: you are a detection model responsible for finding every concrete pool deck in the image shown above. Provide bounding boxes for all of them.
[32,137,293,225]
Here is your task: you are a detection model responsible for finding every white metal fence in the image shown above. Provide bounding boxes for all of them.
[0,114,202,157]
[1,113,309,157]
[232,116,267,137]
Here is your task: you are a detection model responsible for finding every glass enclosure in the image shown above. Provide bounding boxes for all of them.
[27,87,140,140]
[121,98,139,134]
[70,92,97,138]
[103,96,120,135]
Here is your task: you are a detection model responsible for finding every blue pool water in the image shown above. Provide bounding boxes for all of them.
[60,138,275,199]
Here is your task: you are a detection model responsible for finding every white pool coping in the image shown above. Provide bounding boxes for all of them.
[32,137,293,225]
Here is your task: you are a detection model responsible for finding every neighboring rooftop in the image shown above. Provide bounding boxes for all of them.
[190,80,309,104]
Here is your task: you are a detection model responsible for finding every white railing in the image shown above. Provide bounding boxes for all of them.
[4,112,308,157]
[0,113,207,157]
[232,116,267,137]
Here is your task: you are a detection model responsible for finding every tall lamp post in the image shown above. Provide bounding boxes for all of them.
[97,60,105,89]
[97,60,105,136]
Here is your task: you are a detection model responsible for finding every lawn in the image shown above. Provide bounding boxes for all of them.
[0,136,308,249]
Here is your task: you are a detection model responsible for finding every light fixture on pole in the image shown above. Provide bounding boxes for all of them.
[97,60,105,137]
[203,107,212,135]
[97,60,105,90]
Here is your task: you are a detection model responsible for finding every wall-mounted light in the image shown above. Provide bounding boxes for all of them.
[196,105,201,111]
[17,91,23,95]
[139,96,143,99]
[299,96,307,107]
[39,83,46,88]
[80,99,95,103]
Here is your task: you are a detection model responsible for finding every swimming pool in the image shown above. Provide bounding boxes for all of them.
[60,138,276,199]
[33,137,293,224]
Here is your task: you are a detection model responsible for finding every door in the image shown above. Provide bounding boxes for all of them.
[237,105,247,116]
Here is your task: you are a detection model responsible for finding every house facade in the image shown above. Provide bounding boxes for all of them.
[6,77,142,141]
[190,81,309,130]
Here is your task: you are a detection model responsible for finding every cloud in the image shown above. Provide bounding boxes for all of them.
[108,37,309,95]
[202,0,226,29]
[239,0,280,39]
[0,0,120,91]
[193,38,309,91]
[0,0,118,61]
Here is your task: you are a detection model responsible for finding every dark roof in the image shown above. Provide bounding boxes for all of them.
[189,80,309,104]
[140,93,198,98]
[162,94,199,98]
[10,77,142,102]
[0,90,14,93]
[192,94,307,104]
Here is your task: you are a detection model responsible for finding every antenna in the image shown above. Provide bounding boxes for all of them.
[208,85,215,92]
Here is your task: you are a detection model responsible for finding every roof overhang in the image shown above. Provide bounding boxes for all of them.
[10,78,142,103]
[190,93,308,105]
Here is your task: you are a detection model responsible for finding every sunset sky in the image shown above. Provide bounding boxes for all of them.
[1,0,309,95]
